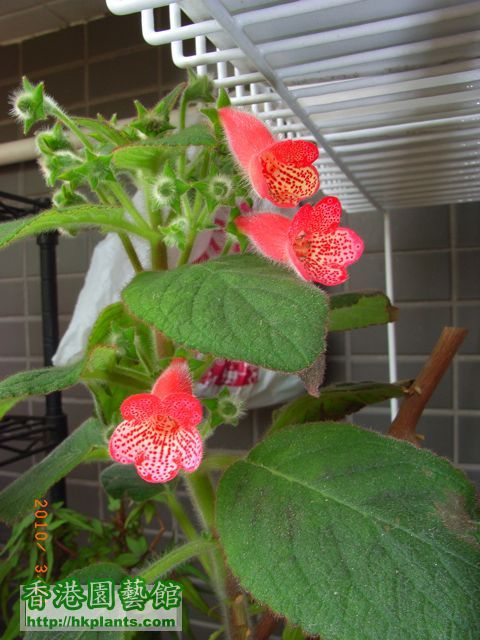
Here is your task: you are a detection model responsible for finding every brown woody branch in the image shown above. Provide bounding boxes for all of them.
[388,326,467,444]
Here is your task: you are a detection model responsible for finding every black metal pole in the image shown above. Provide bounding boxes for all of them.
[37,231,68,505]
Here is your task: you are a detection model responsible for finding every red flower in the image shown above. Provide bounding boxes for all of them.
[235,195,364,286]
[219,107,319,208]
[109,358,203,483]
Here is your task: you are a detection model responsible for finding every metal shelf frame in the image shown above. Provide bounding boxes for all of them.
[0,191,68,503]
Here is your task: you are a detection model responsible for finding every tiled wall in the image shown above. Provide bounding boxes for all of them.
[0,13,479,638]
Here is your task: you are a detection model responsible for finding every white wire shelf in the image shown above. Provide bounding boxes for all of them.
[106,0,480,216]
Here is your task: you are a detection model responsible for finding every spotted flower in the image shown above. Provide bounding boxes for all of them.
[235,195,364,286]
[109,358,203,483]
[219,107,319,208]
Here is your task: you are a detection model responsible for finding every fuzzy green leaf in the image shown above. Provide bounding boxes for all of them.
[0,418,105,524]
[217,422,480,640]
[329,290,398,331]
[0,361,84,419]
[122,254,329,373]
[112,143,182,173]
[0,205,147,250]
[270,380,409,433]
[161,124,215,147]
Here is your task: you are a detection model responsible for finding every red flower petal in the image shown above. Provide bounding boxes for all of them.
[268,140,319,167]
[235,213,291,263]
[152,358,193,398]
[258,149,319,208]
[289,197,342,242]
[158,392,203,430]
[120,393,162,423]
[290,227,364,285]
[134,421,203,483]
[175,427,203,473]
[219,107,274,173]
[109,420,150,464]
[135,424,183,483]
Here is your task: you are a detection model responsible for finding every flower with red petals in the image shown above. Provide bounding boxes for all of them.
[109,358,203,483]
[219,107,319,208]
[235,195,364,286]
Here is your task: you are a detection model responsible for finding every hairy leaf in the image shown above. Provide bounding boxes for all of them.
[0,205,151,250]
[329,290,398,332]
[0,418,105,524]
[122,254,329,373]
[161,124,215,147]
[112,143,182,173]
[0,361,84,419]
[217,422,480,640]
[270,380,409,433]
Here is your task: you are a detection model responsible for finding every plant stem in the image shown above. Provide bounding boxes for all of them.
[50,105,94,151]
[140,537,214,583]
[108,182,151,232]
[184,470,215,530]
[82,369,151,391]
[119,233,143,273]
[178,94,188,178]
[389,326,467,444]
[164,491,198,542]
[177,230,195,266]
[184,472,240,640]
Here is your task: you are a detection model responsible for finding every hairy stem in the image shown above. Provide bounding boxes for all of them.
[108,182,151,232]
[119,233,143,273]
[389,326,467,444]
[140,537,215,583]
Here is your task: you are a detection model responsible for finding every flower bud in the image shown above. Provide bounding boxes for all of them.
[52,184,87,209]
[208,175,233,201]
[162,218,189,250]
[217,393,245,426]
[38,150,82,187]
[10,77,57,134]
[36,124,72,155]
[151,176,177,207]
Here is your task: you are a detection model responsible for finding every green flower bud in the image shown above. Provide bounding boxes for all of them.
[162,218,189,250]
[52,184,87,209]
[208,175,233,201]
[217,394,245,426]
[39,150,82,187]
[36,124,72,155]
[151,176,177,207]
[10,77,57,134]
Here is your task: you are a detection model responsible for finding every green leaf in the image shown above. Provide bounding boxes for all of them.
[216,88,231,108]
[73,116,126,145]
[0,398,18,420]
[270,380,409,433]
[0,418,105,524]
[282,625,305,640]
[153,83,186,118]
[162,124,215,147]
[112,143,181,173]
[67,561,127,584]
[101,463,165,501]
[329,290,398,332]
[183,70,215,104]
[0,205,151,250]
[122,254,329,373]
[0,361,84,419]
[217,423,480,639]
